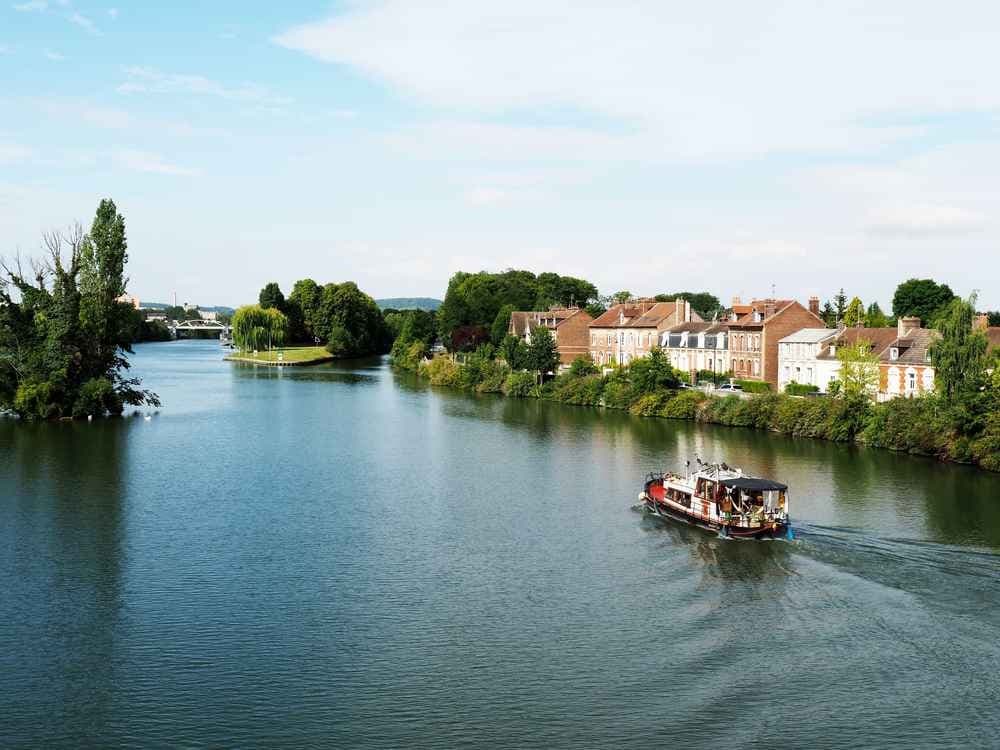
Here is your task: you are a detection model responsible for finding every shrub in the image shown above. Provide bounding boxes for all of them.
[13,380,61,420]
[629,392,670,416]
[735,379,772,394]
[568,355,598,378]
[503,371,537,397]
[785,383,820,396]
[661,390,706,419]
[861,396,949,457]
[548,374,604,406]
[422,356,461,387]
[475,360,510,393]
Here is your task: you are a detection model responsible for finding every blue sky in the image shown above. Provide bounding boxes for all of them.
[2,1,999,310]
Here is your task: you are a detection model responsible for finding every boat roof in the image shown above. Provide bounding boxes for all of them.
[720,477,788,491]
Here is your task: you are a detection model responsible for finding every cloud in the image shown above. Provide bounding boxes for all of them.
[0,143,33,163]
[464,187,508,206]
[13,0,47,11]
[112,149,200,176]
[43,48,64,61]
[0,44,11,55]
[117,66,290,106]
[67,11,100,35]
[108,7,117,20]
[37,97,132,128]
[275,1,1000,161]
[868,205,985,237]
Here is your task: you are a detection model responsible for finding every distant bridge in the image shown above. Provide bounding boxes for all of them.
[170,319,231,339]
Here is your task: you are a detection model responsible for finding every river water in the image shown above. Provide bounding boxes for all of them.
[2,340,999,749]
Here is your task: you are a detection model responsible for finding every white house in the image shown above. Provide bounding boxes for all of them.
[776,328,839,391]
[660,322,730,380]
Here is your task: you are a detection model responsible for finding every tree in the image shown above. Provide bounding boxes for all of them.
[864,302,889,328]
[835,341,880,402]
[820,301,837,328]
[611,290,632,304]
[568,355,598,377]
[931,294,989,430]
[231,305,288,352]
[629,347,680,393]
[258,282,286,311]
[986,311,1000,326]
[843,296,865,327]
[654,292,722,320]
[892,278,955,325]
[0,199,158,418]
[491,304,515,345]
[833,288,848,323]
[287,278,322,342]
[585,301,607,319]
[525,326,559,377]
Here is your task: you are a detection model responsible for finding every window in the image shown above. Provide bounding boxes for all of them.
[908,372,916,391]
[890,347,899,361]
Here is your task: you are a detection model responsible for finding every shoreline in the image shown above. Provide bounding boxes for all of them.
[224,345,335,367]
[399,357,1000,474]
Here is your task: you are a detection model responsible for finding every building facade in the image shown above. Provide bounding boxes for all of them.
[588,299,700,367]
[660,322,730,380]
[509,307,594,366]
[776,328,839,391]
[727,299,825,386]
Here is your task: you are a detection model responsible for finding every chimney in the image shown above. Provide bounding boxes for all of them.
[731,295,742,307]
[898,316,921,338]
[763,301,776,319]
[808,296,820,317]
[974,313,988,331]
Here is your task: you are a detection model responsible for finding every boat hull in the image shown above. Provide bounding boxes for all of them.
[640,494,788,540]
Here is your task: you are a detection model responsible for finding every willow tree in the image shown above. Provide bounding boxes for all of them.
[231,305,288,353]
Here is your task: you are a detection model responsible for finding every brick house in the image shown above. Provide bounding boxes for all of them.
[588,299,700,367]
[726,299,825,386]
[811,326,899,394]
[508,307,594,367]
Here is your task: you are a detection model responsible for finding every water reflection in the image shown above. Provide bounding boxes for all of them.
[0,419,128,744]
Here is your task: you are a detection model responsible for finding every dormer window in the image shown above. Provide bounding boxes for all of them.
[889,347,899,361]
[753,311,762,322]
[829,345,836,357]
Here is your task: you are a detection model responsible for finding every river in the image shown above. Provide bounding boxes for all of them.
[2,340,999,748]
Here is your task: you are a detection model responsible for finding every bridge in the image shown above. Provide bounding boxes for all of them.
[170,319,231,340]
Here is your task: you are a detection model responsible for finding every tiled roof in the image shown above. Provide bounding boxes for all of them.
[509,308,582,336]
[589,301,700,329]
[731,299,796,327]
[816,327,898,360]
[886,329,940,365]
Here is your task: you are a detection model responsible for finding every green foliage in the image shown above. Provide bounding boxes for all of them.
[491,304,514,345]
[375,297,441,311]
[258,282,286,311]
[835,341,879,402]
[437,269,598,347]
[585,301,607,319]
[525,326,559,375]
[653,292,722,319]
[833,288,848,322]
[422,356,461,387]
[861,396,950,457]
[568,355,598,378]
[820,301,837,327]
[629,347,680,394]
[661,390,706,419]
[865,302,889,328]
[231,305,288,352]
[785,383,820,396]
[931,295,990,434]
[72,377,123,418]
[843,296,865,327]
[611,291,632,303]
[0,199,158,419]
[389,309,436,364]
[892,278,955,325]
[734,379,772,393]
[503,370,537,397]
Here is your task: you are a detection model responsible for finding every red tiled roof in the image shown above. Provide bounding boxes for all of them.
[816,327,898,360]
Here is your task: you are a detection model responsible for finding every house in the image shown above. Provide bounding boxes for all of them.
[810,318,938,400]
[588,299,701,367]
[776,328,839,391]
[880,317,939,401]
[660,321,730,380]
[508,307,594,366]
[726,299,825,386]
[812,326,899,393]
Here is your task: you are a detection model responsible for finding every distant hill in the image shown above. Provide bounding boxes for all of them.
[376,297,441,311]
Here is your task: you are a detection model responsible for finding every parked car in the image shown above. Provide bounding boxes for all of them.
[716,383,744,393]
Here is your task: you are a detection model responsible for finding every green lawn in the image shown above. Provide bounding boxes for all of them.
[225,346,334,365]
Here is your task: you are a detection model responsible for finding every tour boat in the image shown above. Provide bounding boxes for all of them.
[637,460,791,539]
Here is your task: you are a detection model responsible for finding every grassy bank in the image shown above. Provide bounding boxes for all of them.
[225,346,334,366]
[398,353,1000,472]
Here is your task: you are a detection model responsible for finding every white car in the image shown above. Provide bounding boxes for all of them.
[715,383,744,393]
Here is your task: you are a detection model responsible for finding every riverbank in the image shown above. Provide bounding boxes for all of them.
[403,354,1000,473]
[224,346,334,366]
